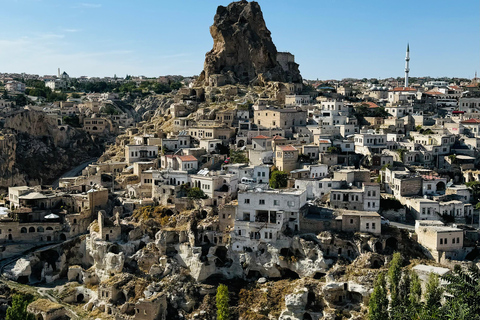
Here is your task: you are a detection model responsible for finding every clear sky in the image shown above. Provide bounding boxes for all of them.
[0,0,478,80]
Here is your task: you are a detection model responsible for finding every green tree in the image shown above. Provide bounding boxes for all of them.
[440,264,480,319]
[62,115,81,127]
[398,269,411,308]
[187,187,207,199]
[216,284,230,320]
[388,253,403,311]
[424,272,443,314]
[269,170,288,189]
[368,272,389,320]
[409,270,422,308]
[6,293,35,320]
[229,149,248,164]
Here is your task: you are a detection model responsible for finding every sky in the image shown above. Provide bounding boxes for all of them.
[0,0,478,80]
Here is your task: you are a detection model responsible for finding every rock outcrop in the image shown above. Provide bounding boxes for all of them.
[197,0,302,87]
[0,110,103,189]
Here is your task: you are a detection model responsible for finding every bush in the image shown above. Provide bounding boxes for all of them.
[187,187,208,199]
[269,171,288,189]
[6,293,35,320]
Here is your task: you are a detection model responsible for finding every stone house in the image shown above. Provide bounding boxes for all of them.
[415,220,464,262]
[254,108,307,131]
[275,145,299,173]
[27,299,68,320]
[83,117,112,135]
[338,211,382,235]
[354,133,390,155]
[133,292,167,320]
[190,171,238,201]
[125,145,158,164]
[232,188,307,251]
[199,138,223,153]
[160,135,191,152]
[329,183,380,212]
[96,211,121,242]
[248,135,274,165]
[294,178,343,200]
[188,124,235,143]
[215,109,236,127]
[161,154,198,172]
[461,118,480,137]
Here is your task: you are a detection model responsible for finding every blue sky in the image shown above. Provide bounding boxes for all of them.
[0,0,478,80]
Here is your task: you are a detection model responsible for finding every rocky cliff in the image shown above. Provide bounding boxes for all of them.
[197,0,302,87]
[0,110,103,189]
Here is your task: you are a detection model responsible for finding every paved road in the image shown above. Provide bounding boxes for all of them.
[390,221,415,231]
[52,158,97,188]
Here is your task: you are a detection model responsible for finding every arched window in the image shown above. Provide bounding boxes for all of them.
[28,227,35,233]
[20,227,27,233]
[37,227,44,233]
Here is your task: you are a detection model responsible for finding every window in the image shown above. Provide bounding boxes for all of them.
[452,238,455,244]
[244,199,250,204]
[350,219,353,224]
[457,237,460,243]
[328,183,332,187]
[259,199,265,205]
[366,223,370,229]
[372,223,376,229]
[440,238,443,244]
[444,238,448,244]
[273,200,279,206]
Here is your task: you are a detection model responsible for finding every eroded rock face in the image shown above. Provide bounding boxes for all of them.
[197,0,302,86]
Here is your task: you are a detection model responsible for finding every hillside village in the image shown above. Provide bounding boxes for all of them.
[1,1,480,320]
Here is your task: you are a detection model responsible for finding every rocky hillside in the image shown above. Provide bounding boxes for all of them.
[0,110,103,189]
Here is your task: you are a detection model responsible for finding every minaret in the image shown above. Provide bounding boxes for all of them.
[404,43,410,87]
[58,68,61,78]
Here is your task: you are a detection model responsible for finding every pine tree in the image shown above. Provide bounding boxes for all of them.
[368,272,389,320]
[388,252,403,310]
[409,270,422,308]
[216,284,230,320]
[398,269,411,307]
[424,272,443,316]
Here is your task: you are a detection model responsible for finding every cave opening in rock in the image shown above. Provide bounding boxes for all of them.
[76,293,84,303]
[385,237,398,253]
[313,272,325,280]
[280,268,300,280]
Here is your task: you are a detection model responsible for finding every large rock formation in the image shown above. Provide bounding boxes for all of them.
[0,110,103,189]
[197,0,302,87]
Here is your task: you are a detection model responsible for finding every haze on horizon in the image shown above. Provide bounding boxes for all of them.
[0,0,478,80]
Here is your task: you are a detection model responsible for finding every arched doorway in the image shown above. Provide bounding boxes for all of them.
[375,242,383,253]
[437,181,446,192]
[59,233,67,241]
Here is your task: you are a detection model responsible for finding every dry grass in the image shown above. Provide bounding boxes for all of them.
[236,279,297,320]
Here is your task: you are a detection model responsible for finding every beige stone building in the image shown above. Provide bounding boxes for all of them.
[415,220,464,262]
[254,108,307,130]
[274,145,299,173]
